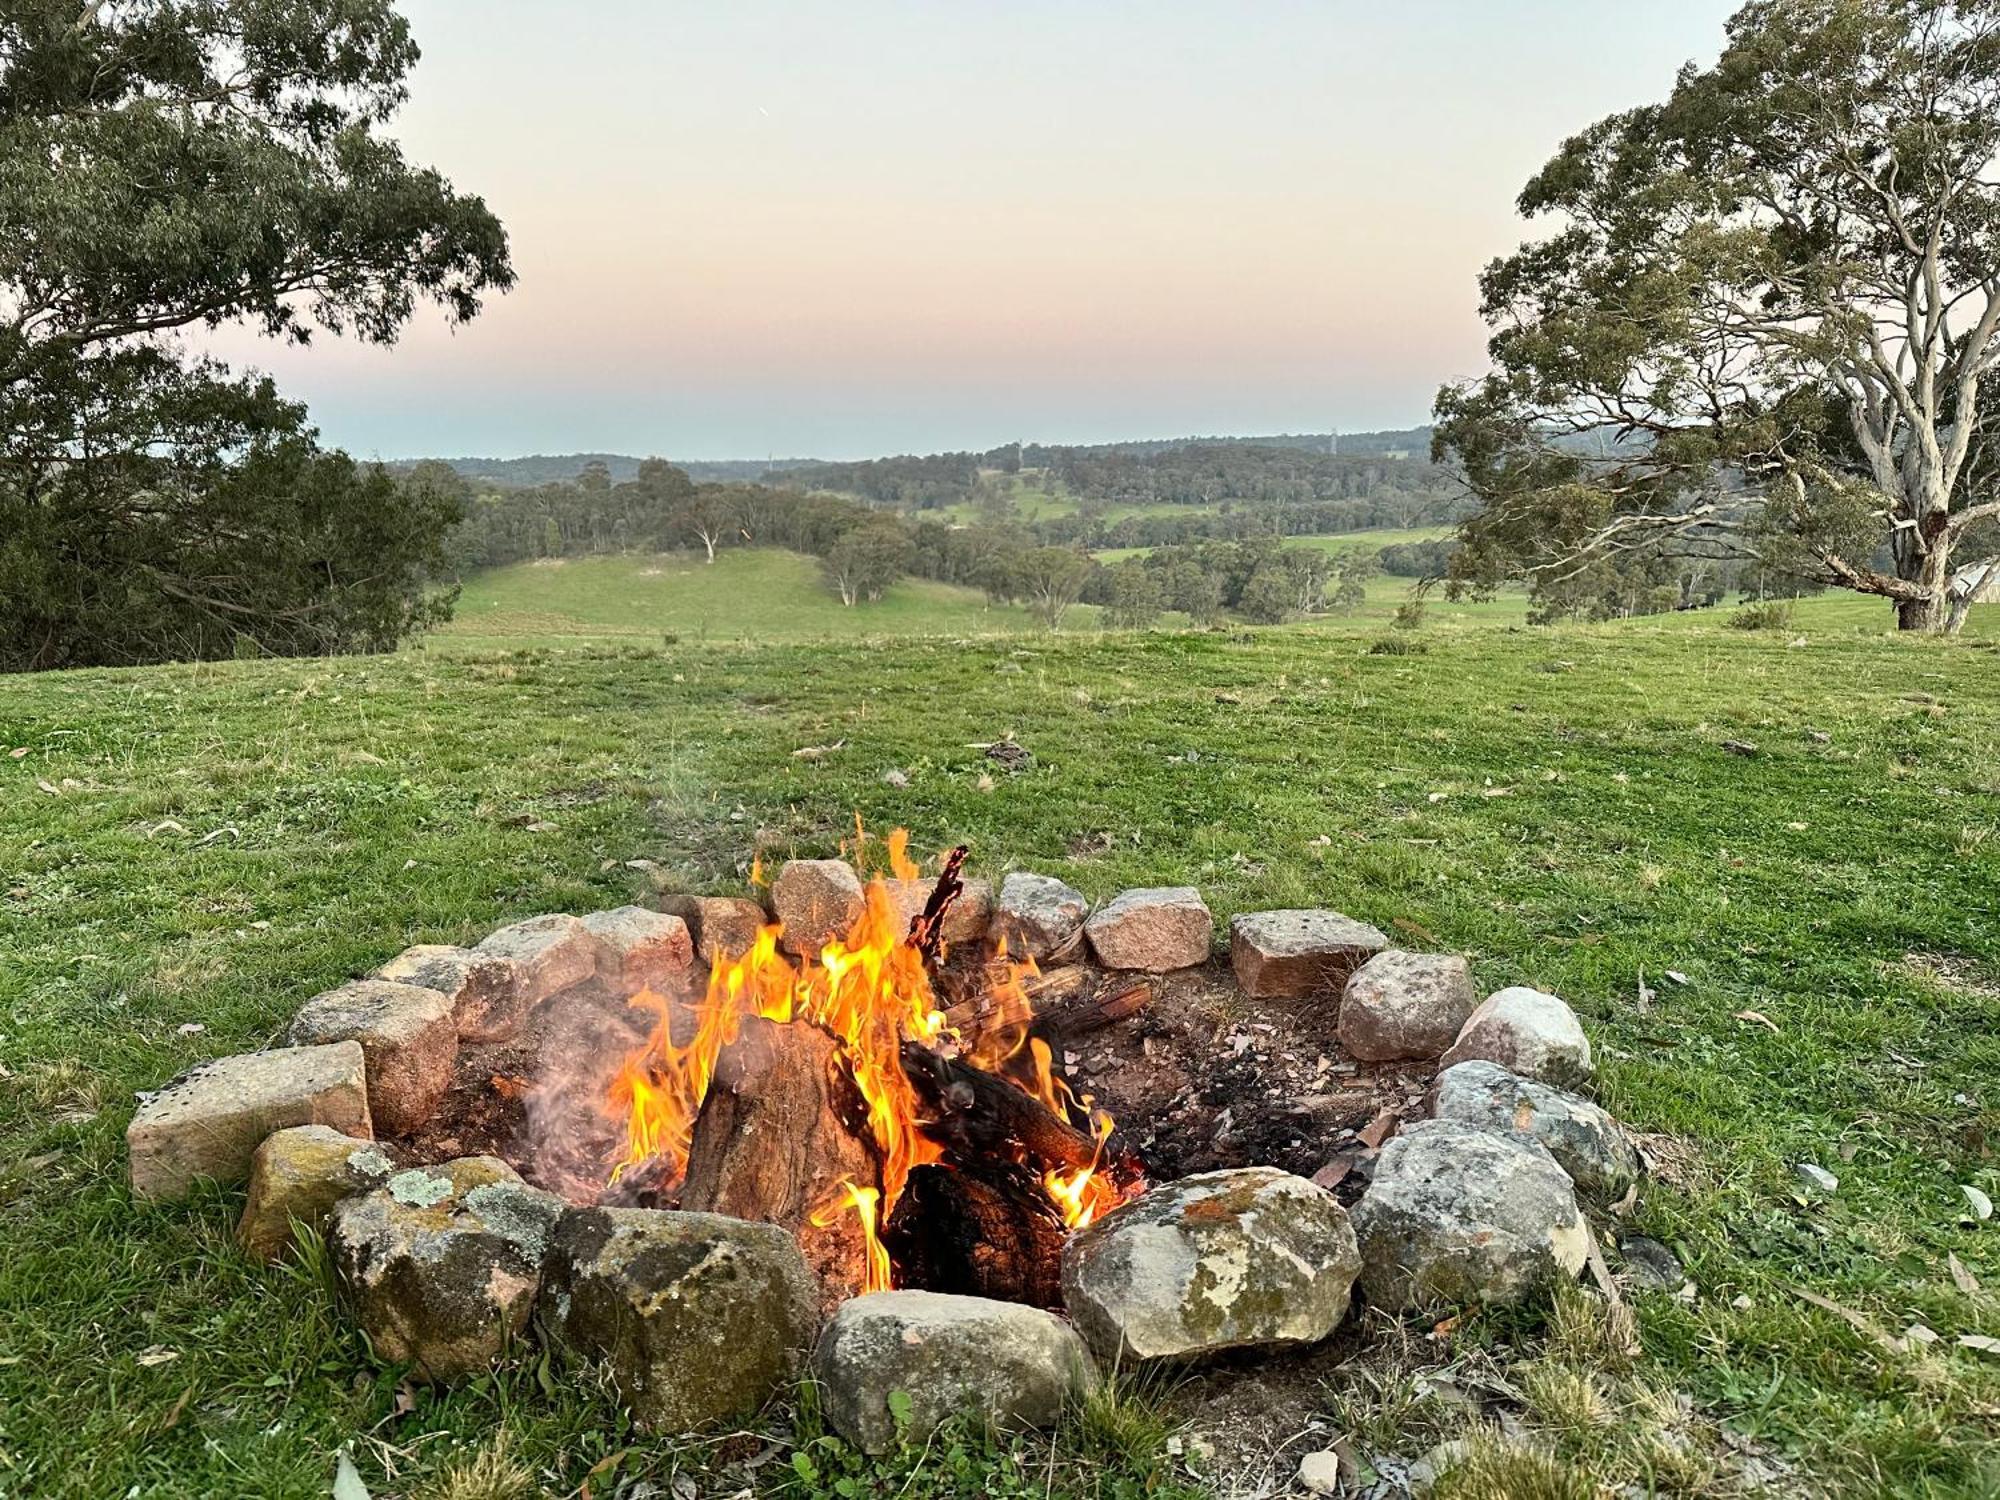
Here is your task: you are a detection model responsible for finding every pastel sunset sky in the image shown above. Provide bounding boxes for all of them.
[206,1,1741,461]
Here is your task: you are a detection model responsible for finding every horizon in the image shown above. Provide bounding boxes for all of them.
[203,2,1739,462]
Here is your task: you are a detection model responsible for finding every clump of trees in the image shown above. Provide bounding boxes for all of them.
[1436,0,2000,633]
[2,0,512,671]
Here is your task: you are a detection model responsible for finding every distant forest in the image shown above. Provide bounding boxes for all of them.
[403,428,1436,491]
[424,425,1799,627]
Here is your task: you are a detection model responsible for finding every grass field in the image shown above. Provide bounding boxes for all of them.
[439,548,1049,651]
[3,595,1999,1496]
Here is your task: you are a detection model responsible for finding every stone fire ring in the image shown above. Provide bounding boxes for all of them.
[123,862,1638,1451]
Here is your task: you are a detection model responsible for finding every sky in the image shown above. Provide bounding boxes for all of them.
[203,1,1742,462]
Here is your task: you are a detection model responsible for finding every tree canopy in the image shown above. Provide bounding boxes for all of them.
[1435,0,2000,632]
[1,0,512,669]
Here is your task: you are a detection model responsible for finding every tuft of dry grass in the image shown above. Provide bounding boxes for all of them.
[414,1435,534,1500]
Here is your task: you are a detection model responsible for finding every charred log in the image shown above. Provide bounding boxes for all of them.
[943,971,1152,1048]
[900,1041,1105,1174]
[681,1016,883,1311]
[884,1160,1067,1308]
[906,844,970,971]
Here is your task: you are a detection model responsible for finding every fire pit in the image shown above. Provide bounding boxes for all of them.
[125,825,1630,1454]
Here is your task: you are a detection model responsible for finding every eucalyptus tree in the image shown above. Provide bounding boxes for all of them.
[1,0,512,668]
[1436,0,2000,632]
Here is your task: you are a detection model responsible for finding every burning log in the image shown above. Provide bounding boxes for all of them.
[680,1016,883,1311]
[899,1041,1103,1174]
[943,971,1153,1048]
[905,844,969,971]
[884,1160,1067,1308]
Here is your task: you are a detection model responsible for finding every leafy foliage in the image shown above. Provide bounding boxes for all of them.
[1435,0,2000,632]
[0,0,512,669]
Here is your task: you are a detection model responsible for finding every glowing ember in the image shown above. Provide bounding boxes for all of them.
[602,825,1134,1291]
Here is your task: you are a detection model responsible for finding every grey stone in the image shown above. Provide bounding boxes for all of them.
[656,894,769,965]
[991,873,1090,961]
[1350,1119,1590,1311]
[1060,1167,1361,1363]
[813,1291,1098,1454]
[1084,887,1213,971]
[1228,910,1388,998]
[376,944,523,1044]
[582,906,693,994]
[1425,1060,1638,1202]
[881,876,995,948]
[286,979,456,1136]
[1439,987,1594,1085]
[330,1156,565,1381]
[470,915,596,1036]
[237,1124,401,1262]
[127,1043,371,1201]
[1616,1233,1684,1292]
[538,1205,817,1432]
[1337,950,1477,1061]
[771,859,865,959]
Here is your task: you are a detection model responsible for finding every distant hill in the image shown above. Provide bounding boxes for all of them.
[396,427,1436,489]
[1025,427,1434,461]
[391,453,820,488]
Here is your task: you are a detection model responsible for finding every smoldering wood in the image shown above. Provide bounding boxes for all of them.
[883,1160,1067,1309]
[899,1040,1101,1173]
[680,1016,883,1311]
[942,970,1153,1047]
[906,843,969,971]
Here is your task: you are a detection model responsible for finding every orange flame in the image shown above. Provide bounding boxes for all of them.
[811,1179,891,1293]
[603,826,1134,1283]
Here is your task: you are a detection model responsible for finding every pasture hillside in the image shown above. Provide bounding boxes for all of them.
[1,617,1997,1496]
[436,547,1056,651]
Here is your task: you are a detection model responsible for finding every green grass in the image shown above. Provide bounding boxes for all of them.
[2,605,1998,1495]
[438,548,1046,651]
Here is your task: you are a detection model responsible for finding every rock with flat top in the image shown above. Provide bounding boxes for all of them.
[286,979,455,1135]
[1229,910,1388,998]
[538,1206,816,1431]
[771,859,866,959]
[1060,1167,1360,1363]
[127,1043,371,1201]
[882,876,995,948]
[330,1156,565,1381]
[991,873,1090,961]
[1350,1119,1589,1311]
[376,944,522,1043]
[1084,887,1213,971]
[1338,950,1478,1061]
[655,894,768,965]
[813,1291,1098,1454]
[1439,986,1594,1086]
[582,906,693,993]
[1425,1060,1637,1202]
[468,915,595,1037]
[237,1124,401,1262]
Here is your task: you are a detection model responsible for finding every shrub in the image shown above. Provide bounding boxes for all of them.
[1369,637,1428,655]
[1729,600,1794,630]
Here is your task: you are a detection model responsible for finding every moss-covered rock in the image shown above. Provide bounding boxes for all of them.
[1350,1119,1590,1311]
[813,1291,1097,1454]
[1059,1167,1360,1363]
[329,1156,564,1381]
[237,1124,401,1262]
[538,1206,816,1433]
[1426,1060,1638,1203]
